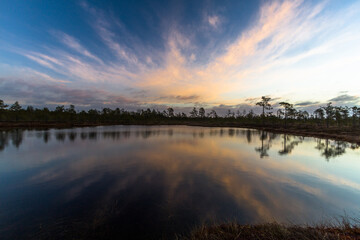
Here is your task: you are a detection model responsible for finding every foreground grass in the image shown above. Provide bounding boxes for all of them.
[180,221,360,240]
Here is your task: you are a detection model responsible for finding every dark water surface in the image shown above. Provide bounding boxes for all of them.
[0,125,360,239]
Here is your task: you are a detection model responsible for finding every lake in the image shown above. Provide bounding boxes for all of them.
[0,125,359,239]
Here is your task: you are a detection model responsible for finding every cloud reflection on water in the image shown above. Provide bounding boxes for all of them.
[0,126,360,239]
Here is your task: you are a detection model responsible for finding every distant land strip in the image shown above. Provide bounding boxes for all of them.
[1,97,360,144]
[0,121,359,144]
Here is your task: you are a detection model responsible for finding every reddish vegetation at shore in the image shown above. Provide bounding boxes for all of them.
[180,222,360,240]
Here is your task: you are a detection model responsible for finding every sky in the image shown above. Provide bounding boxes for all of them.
[1,0,360,113]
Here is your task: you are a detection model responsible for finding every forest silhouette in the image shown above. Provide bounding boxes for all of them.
[0,97,360,144]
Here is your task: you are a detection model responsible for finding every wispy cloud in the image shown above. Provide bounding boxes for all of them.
[16,44,136,86]
[329,94,360,105]
[0,63,68,84]
[0,77,136,107]
[136,0,331,104]
[2,0,360,109]
[23,53,57,70]
[208,15,220,28]
[52,31,103,63]
[294,101,320,107]
[80,1,142,66]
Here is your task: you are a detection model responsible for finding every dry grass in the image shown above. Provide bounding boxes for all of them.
[179,220,360,240]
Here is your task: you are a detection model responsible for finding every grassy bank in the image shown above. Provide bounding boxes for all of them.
[1,120,360,144]
[1,98,360,144]
[180,221,360,240]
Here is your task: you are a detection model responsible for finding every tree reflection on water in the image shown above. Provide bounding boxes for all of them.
[1,126,360,239]
[315,139,355,161]
[0,127,358,161]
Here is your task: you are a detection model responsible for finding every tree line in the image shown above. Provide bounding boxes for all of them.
[254,96,360,128]
[0,97,359,128]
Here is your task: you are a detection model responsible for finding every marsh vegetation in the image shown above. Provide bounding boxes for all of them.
[1,97,360,143]
[180,220,360,240]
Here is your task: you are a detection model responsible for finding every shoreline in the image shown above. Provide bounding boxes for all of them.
[181,222,360,240]
[1,121,359,144]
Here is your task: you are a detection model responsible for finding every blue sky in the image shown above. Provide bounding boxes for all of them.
[0,0,360,112]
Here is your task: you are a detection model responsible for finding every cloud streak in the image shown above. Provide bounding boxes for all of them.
[54,31,103,63]
[1,0,360,108]
[0,77,136,108]
[208,15,220,28]
[329,94,360,105]
[136,0,331,104]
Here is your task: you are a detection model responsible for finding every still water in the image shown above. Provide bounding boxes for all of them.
[0,125,360,239]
